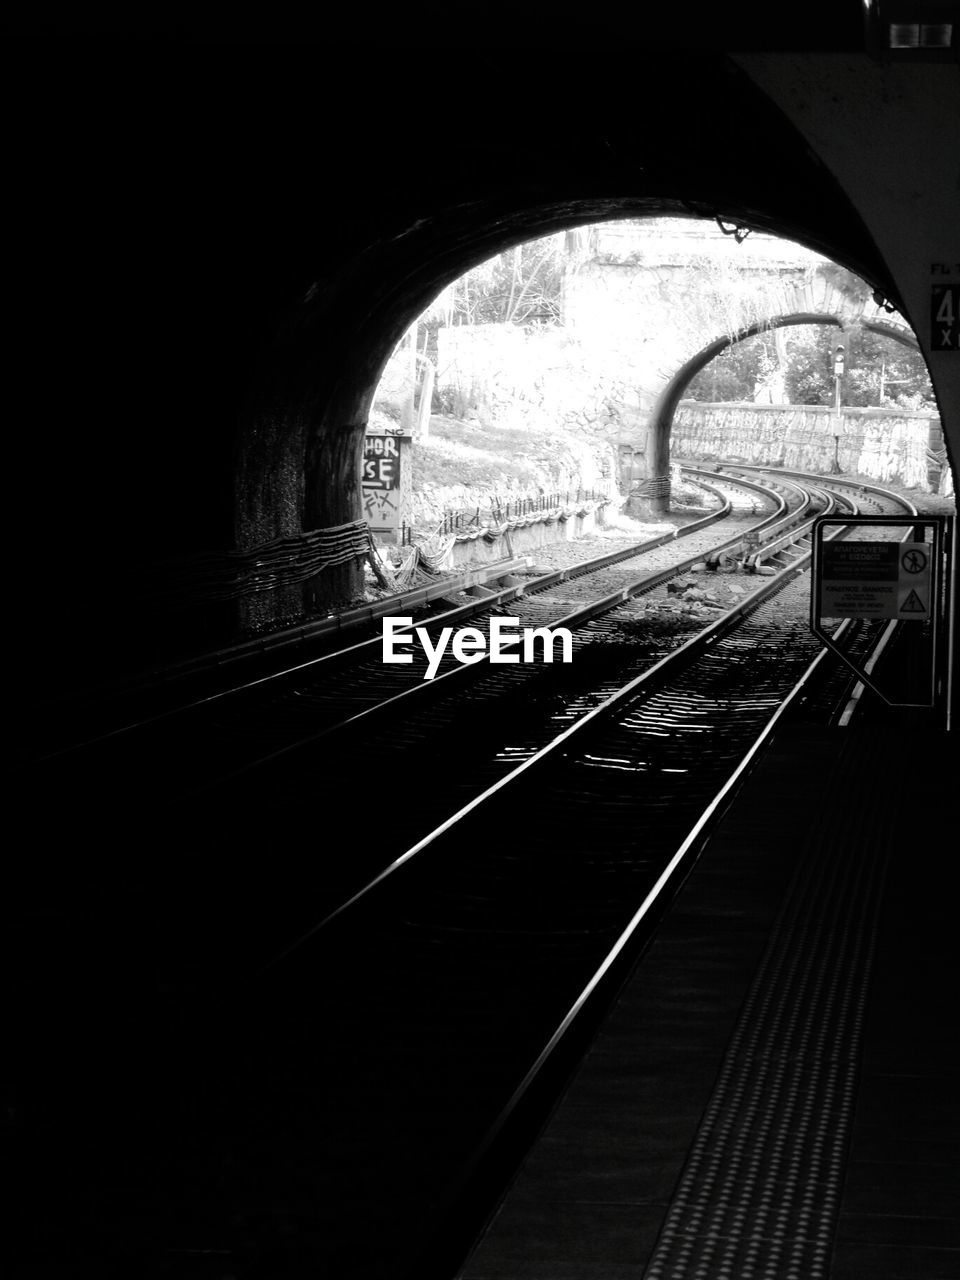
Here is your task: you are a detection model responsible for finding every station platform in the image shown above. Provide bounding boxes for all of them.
[458,706,958,1280]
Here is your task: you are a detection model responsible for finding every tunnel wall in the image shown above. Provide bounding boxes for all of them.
[734,57,959,494]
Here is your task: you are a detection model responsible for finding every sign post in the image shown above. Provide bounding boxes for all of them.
[810,516,947,711]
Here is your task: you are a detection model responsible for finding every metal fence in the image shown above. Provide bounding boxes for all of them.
[400,488,605,545]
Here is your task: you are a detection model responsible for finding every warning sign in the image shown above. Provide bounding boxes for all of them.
[818,540,932,619]
[819,541,898,618]
[900,548,927,574]
[895,543,931,619]
[809,515,945,712]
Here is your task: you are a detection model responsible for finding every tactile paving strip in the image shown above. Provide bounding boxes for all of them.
[643,773,893,1280]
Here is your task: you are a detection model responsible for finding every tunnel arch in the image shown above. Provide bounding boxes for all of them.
[639,312,928,508]
[238,210,903,619]
[21,38,956,688]
[230,60,923,628]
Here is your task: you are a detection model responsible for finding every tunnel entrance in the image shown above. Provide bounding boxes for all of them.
[224,56,955,649]
[357,219,942,578]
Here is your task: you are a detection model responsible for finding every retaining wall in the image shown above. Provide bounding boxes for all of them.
[672,401,937,491]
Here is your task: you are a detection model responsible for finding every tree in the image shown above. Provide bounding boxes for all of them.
[686,336,764,401]
[686,324,934,410]
[842,329,934,409]
[686,331,783,403]
[416,232,582,413]
[424,232,575,329]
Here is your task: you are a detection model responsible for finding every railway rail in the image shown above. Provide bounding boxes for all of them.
[255,470,917,969]
[178,472,923,1280]
[34,469,818,796]
[29,469,919,858]
[31,469,915,884]
[18,465,931,1280]
[27,472,731,759]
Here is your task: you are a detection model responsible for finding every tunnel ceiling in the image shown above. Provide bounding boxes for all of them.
[12,5,882,52]
[188,46,896,410]
[26,36,902,471]
[30,42,899,519]
[41,40,894,311]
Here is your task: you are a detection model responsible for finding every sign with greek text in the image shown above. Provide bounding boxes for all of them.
[818,541,931,619]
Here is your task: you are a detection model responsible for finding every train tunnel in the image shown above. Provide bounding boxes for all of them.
[10,7,960,1279]
[13,9,956,691]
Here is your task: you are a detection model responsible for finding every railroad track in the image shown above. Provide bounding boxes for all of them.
[172,477,850,933]
[28,470,884,906]
[26,471,734,761]
[27,469,912,880]
[168,474,922,1280]
[31,470,789,782]
[15,467,927,1280]
[257,470,916,969]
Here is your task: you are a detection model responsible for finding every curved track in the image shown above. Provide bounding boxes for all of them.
[33,471,784,779]
[164,471,922,1280]
[17,464,927,1280]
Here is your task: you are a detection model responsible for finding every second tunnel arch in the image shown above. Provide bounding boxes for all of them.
[636,311,930,513]
[392,221,934,519]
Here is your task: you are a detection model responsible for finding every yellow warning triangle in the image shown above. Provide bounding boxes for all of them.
[900,589,927,614]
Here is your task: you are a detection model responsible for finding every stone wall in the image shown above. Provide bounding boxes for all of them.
[672,402,937,491]
[433,325,937,491]
[436,325,645,444]
[431,227,912,454]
